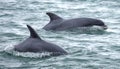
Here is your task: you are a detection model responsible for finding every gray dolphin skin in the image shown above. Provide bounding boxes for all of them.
[43,12,107,31]
[14,25,68,56]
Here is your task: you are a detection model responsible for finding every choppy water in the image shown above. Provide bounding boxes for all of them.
[0,0,120,69]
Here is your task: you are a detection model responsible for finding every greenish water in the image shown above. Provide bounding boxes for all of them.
[0,0,120,69]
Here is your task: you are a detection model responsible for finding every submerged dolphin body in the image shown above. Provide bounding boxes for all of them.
[14,25,68,56]
[43,12,107,31]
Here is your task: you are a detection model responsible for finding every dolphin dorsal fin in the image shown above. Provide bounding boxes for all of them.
[27,25,41,39]
[46,12,63,21]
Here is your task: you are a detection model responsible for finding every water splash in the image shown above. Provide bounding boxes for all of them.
[4,45,51,58]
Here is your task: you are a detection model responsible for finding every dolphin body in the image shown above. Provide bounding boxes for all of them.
[43,12,107,31]
[14,25,68,56]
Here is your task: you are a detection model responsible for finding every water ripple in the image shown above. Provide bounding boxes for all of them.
[0,0,120,69]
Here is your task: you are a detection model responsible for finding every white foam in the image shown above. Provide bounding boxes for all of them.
[4,45,51,58]
[106,29,118,33]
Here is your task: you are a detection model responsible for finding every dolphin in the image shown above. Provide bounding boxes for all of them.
[43,12,107,31]
[14,25,68,56]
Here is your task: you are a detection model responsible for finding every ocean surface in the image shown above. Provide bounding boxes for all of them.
[0,0,120,69]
